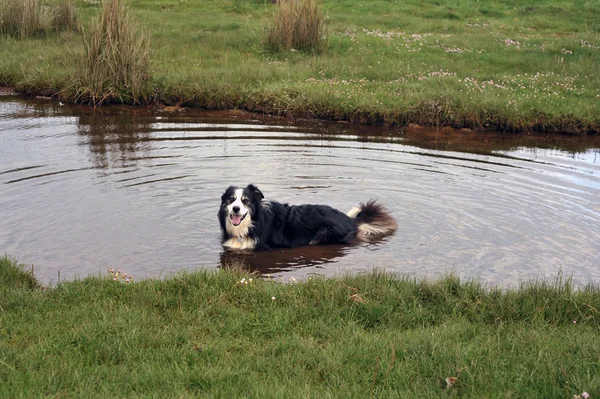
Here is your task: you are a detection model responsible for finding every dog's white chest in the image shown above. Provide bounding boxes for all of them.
[224,216,255,250]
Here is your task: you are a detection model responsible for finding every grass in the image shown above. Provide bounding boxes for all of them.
[1,256,599,397]
[0,0,599,133]
[75,0,150,105]
[53,0,78,33]
[266,0,326,53]
[0,0,48,39]
[0,0,77,39]
[0,256,38,290]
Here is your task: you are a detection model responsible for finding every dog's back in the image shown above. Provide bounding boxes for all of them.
[257,201,358,248]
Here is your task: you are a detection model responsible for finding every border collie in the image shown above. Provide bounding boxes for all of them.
[218,184,397,251]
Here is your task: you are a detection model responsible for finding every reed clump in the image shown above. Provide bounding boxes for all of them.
[0,0,77,39]
[266,0,326,53]
[0,0,47,38]
[76,0,150,105]
[52,0,77,33]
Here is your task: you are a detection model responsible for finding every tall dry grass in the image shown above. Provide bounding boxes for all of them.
[0,0,45,38]
[76,0,150,105]
[266,0,326,53]
[53,0,77,33]
[0,0,77,39]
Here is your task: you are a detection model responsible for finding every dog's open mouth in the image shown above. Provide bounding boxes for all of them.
[230,212,248,226]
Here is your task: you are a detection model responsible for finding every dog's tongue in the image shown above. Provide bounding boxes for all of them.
[231,215,243,226]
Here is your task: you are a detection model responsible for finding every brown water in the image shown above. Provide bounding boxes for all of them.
[1,97,599,286]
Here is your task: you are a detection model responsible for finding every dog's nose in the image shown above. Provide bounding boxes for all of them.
[233,206,240,213]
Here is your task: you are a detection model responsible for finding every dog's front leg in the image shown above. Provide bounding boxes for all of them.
[254,242,272,251]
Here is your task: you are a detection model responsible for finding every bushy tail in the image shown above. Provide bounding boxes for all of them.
[347,200,397,240]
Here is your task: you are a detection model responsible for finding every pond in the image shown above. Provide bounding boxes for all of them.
[1,97,599,287]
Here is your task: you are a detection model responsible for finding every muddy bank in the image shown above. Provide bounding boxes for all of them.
[4,87,599,136]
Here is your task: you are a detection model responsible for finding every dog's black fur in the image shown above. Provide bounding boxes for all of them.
[218,184,397,251]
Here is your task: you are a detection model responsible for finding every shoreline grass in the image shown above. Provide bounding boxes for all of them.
[1,256,599,397]
[0,0,598,134]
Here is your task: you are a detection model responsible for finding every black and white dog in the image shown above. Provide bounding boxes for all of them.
[218,184,397,251]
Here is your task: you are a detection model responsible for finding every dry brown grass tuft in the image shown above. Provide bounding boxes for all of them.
[266,0,326,53]
[76,0,150,105]
[0,0,44,38]
[0,0,76,39]
[52,0,77,33]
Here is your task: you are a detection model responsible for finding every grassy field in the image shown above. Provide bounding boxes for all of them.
[0,0,599,133]
[1,256,599,397]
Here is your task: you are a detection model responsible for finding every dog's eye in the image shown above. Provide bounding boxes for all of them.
[228,196,235,203]
[242,198,249,205]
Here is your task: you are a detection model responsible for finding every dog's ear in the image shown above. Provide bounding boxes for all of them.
[221,186,236,202]
[247,184,264,200]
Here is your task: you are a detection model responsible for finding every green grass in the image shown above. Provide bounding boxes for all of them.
[0,0,599,133]
[1,256,599,397]
[0,256,38,290]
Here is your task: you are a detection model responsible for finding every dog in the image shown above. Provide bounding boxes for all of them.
[218,184,397,251]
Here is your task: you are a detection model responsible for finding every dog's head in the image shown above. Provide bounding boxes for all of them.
[219,184,264,231]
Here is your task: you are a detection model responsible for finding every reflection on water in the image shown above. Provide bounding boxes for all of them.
[77,112,153,169]
[1,96,600,287]
[220,245,350,275]
[220,236,394,275]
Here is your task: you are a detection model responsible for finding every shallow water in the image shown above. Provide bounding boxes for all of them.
[1,97,599,286]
